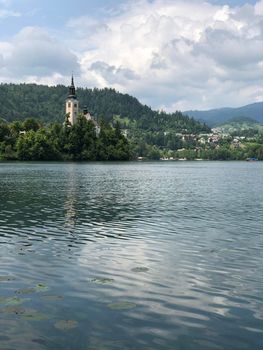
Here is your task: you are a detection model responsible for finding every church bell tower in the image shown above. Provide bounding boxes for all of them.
[66,75,79,126]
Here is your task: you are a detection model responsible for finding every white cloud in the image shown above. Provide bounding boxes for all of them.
[0,27,80,79]
[1,0,263,111]
[255,0,263,15]
[0,0,20,18]
[64,0,263,110]
[0,8,20,18]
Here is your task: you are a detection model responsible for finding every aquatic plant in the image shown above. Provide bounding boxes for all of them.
[107,302,137,310]
[15,288,36,295]
[54,320,78,330]
[90,278,115,284]
[0,276,16,282]
[131,267,149,273]
[0,296,29,306]
[35,283,49,293]
[41,295,64,302]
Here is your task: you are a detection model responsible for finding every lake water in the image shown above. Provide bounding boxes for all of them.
[0,162,263,350]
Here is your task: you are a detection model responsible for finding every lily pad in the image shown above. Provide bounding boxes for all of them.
[1,306,26,315]
[1,306,48,320]
[15,288,36,295]
[20,309,48,321]
[54,320,78,330]
[107,302,137,310]
[41,295,64,302]
[0,276,16,282]
[131,267,149,273]
[0,296,29,306]
[90,278,115,285]
[35,283,49,293]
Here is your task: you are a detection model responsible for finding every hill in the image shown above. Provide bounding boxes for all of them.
[0,83,209,134]
[185,102,263,126]
[215,117,263,136]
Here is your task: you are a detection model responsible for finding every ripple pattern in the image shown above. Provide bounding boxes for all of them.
[0,161,263,350]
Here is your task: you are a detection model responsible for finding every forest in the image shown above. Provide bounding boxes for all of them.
[0,83,209,133]
[1,83,262,161]
[0,116,131,161]
[0,83,212,160]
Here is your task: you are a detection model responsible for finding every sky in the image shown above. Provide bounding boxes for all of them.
[0,0,263,111]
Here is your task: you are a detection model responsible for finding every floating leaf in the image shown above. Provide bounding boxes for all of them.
[107,302,137,310]
[0,296,29,306]
[1,306,26,315]
[0,276,16,282]
[1,306,48,320]
[15,288,36,295]
[90,278,115,285]
[41,295,63,302]
[35,283,49,293]
[54,320,78,330]
[20,309,48,321]
[131,267,149,273]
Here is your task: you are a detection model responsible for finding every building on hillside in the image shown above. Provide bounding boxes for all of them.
[65,76,100,135]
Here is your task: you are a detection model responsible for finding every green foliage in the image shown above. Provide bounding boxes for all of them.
[0,83,211,161]
[16,129,61,161]
[0,84,210,134]
[0,117,131,161]
[218,118,263,137]
[2,83,263,161]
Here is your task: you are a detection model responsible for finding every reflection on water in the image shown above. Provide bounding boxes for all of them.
[64,165,77,232]
[0,161,263,350]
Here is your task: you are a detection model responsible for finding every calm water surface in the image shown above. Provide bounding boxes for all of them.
[0,162,263,350]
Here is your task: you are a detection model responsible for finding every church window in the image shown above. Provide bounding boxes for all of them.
[68,102,71,108]
[74,103,77,108]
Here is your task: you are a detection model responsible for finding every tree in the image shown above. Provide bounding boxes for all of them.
[23,118,41,132]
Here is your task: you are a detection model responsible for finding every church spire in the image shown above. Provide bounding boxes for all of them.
[66,75,79,126]
[68,74,76,99]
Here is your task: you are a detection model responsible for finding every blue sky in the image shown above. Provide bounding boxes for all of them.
[0,0,258,35]
[0,0,263,110]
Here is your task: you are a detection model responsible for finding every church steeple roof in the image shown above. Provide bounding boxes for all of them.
[68,74,77,99]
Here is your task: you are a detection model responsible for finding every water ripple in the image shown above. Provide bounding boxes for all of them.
[0,162,263,349]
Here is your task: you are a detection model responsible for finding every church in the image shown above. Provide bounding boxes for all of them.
[65,76,100,135]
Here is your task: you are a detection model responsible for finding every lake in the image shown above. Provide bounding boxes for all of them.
[0,161,263,350]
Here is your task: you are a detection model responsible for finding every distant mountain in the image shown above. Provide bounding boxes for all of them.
[185,102,263,126]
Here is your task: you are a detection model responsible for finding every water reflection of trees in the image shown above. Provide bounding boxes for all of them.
[1,163,145,241]
[63,164,144,241]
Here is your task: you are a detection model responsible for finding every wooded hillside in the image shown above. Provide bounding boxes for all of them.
[0,83,210,134]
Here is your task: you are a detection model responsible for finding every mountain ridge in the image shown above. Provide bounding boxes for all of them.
[184,102,263,126]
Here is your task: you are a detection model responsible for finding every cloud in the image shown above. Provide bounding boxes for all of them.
[1,0,263,111]
[255,0,263,15]
[0,8,20,18]
[0,54,4,68]
[0,0,20,18]
[195,28,263,67]
[0,27,80,79]
[90,61,139,84]
[65,0,263,110]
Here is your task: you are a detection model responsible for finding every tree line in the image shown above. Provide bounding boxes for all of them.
[0,117,131,161]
